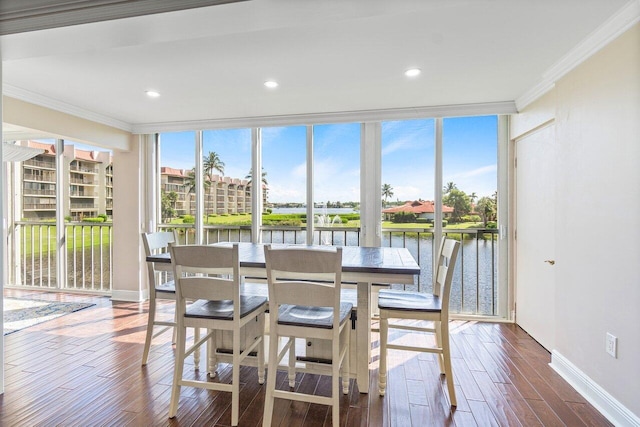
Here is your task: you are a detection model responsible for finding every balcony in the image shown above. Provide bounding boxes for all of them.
[23,173,56,183]
[23,159,55,169]
[9,221,112,292]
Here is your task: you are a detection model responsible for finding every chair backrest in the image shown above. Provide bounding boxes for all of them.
[170,244,241,313]
[142,231,176,283]
[264,245,343,329]
[435,238,460,316]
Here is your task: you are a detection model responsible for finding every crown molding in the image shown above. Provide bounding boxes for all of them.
[2,84,133,132]
[516,0,640,111]
[131,101,517,134]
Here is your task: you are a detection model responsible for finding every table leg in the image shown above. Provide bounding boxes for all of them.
[356,281,371,393]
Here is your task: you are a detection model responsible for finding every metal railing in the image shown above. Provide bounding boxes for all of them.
[9,221,498,315]
[10,221,113,293]
[162,223,499,316]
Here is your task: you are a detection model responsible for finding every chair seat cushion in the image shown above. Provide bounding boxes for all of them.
[155,280,175,293]
[277,302,353,329]
[185,296,267,320]
[378,289,441,312]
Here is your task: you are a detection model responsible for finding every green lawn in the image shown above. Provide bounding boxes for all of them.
[19,224,112,256]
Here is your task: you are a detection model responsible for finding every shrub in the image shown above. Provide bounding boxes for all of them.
[83,217,105,223]
[461,215,482,223]
[64,215,72,222]
[392,212,416,223]
[442,220,448,227]
[416,218,429,224]
[486,221,497,229]
[182,215,195,224]
[98,213,108,221]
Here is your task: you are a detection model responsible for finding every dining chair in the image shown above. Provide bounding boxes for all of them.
[141,231,178,366]
[262,245,351,427]
[168,243,267,426]
[377,237,460,407]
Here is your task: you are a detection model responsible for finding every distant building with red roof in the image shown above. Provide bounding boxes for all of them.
[382,200,453,221]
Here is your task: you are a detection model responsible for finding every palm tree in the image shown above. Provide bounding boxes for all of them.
[246,168,269,204]
[202,152,224,218]
[381,183,394,207]
[245,168,268,186]
[203,151,225,179]
[185,168,211,217]
[443,181,457,194]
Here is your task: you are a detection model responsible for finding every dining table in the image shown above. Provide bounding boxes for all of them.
[147,241,420,393]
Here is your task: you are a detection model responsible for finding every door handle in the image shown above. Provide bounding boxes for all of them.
[544,260,555,265]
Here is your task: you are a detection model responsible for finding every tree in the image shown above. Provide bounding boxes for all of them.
[469,192,477,205]
[381,183,394,207]
[245,167,268,186]
[203,151,225,179]
[185,168,211,215]
[443,188,471,222]
[246,167,269,204]
[161,190,178,221]
[443,181,457,194]
[476,196,496,226]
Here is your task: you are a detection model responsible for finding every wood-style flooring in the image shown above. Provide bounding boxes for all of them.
[1,289,612,426]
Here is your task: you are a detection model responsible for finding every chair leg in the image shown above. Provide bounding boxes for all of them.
[441,321,457,407]
[332,343,340,427]
[208,329,218,377]
[262,333,279,426]
[231,332,241,426]
[193,327,201,370]
[172,307,178,344]
[141,294,157,366]
[342,328,350,395]
[435,320,445,374]
[378,316,388,396]
[257,315,266,385]
[288,337,296,388]
[168,325,186,418]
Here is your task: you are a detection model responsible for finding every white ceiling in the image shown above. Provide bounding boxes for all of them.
[0,0,635,135]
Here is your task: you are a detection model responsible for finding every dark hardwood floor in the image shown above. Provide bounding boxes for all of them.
[1,289,612,426]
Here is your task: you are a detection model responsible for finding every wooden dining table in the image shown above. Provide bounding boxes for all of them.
[147,242,420,393]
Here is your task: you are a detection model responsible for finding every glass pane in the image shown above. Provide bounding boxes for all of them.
[18,139,59,288]
[16,139,113,291]
[443,115,498,315]
[313,123,360,246]
[159,131,196,225]
[381,119,435,292]
[203,128,251,243]
[262,125,306,243]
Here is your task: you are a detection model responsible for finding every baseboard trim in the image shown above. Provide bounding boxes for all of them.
[111,289,148,302]
[550,350,640,427]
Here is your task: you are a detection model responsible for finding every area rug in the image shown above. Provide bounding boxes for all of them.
[3,298,95,335]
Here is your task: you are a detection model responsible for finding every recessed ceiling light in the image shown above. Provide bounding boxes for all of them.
[404,68,421,77]
[146,90,160,98]
[264,80,279,89]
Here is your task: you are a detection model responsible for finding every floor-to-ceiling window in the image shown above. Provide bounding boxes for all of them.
[261,125,306,242]
[381,119,435,291]
[155,115,503,317]
[8,139,113,291]
[313,123,360,245]
[443,115,498,315]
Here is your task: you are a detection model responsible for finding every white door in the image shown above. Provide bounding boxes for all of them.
[515,123,556,351]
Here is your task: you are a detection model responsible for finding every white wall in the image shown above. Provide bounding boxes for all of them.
[111,135,148,301]
[512,23,640,421]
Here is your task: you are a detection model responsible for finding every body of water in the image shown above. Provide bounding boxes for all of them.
[270,207,358,215]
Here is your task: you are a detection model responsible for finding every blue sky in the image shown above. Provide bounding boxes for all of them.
[159,115,497,204]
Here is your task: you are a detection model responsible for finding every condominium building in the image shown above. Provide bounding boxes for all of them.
[15,142,265,221]
[160,167,267,217]
[18,141,112,221]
